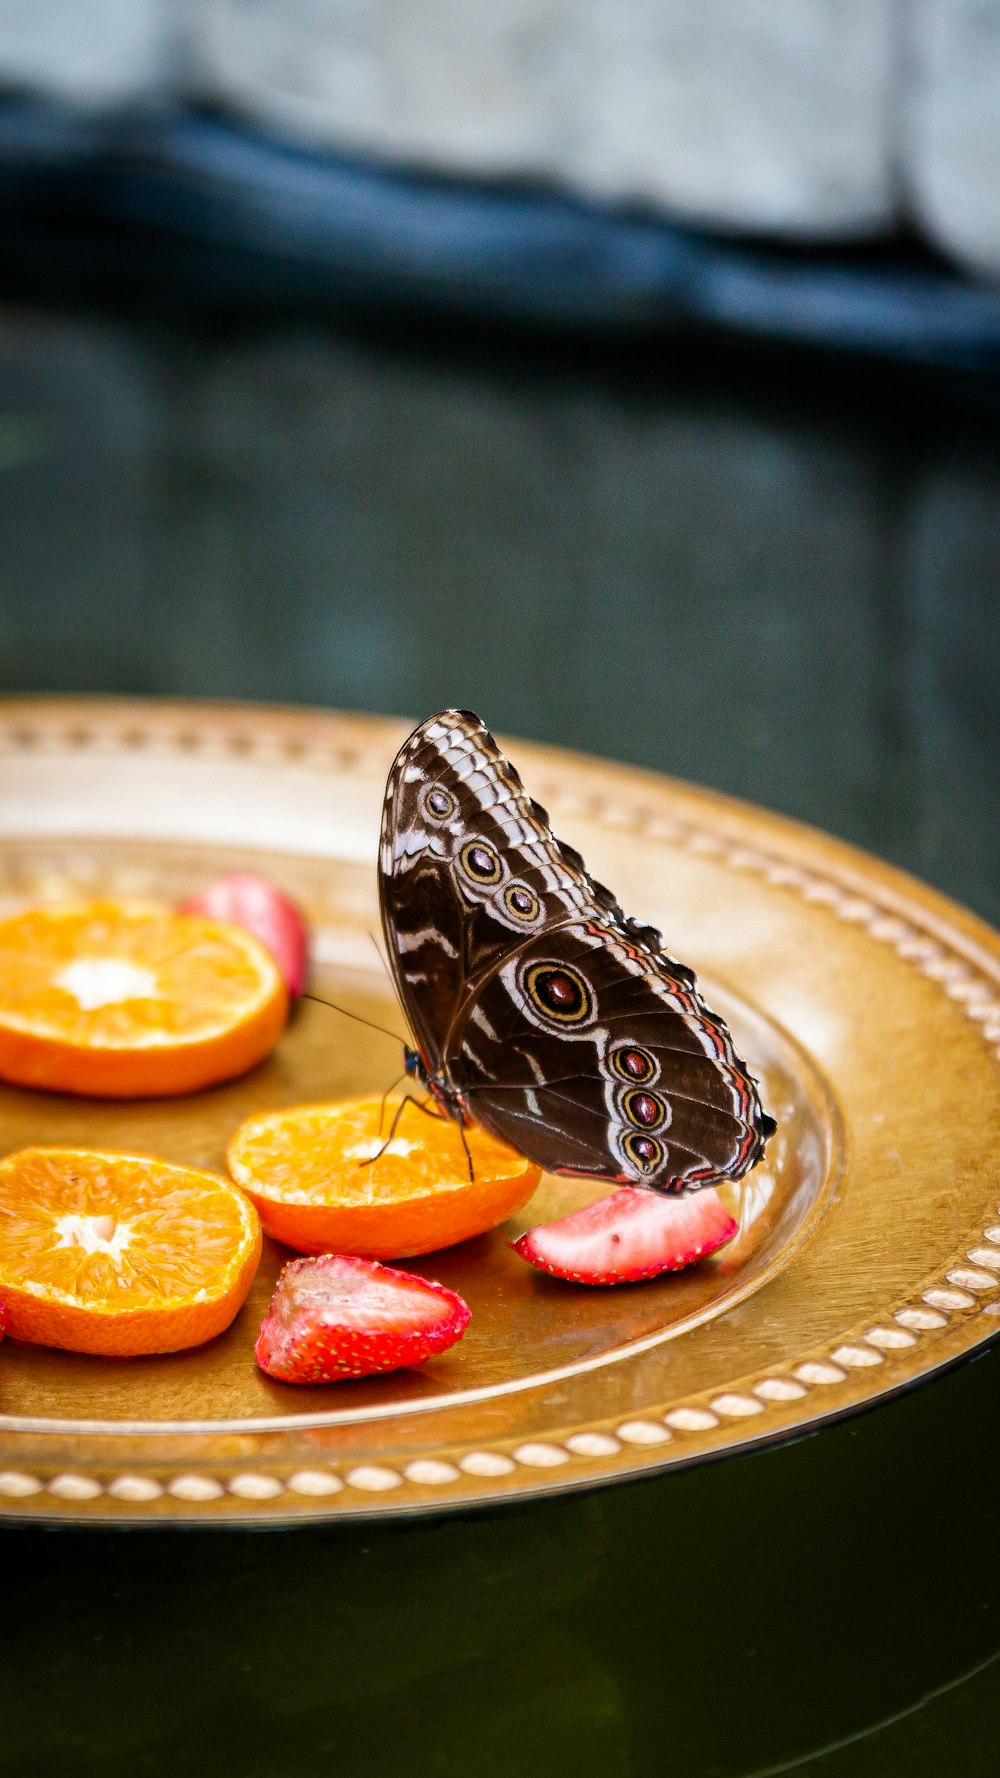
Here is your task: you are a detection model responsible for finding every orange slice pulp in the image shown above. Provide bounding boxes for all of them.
[227,1095,542,1259]
[0,1147,261,1355]
[0,899,288,1096]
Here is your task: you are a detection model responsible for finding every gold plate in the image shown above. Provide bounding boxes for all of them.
[2,696,999,1525]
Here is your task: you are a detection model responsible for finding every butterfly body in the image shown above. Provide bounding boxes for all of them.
[380,711,774,1194]
[401,1042,469,1125]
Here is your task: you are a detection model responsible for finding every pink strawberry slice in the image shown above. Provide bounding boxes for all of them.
[180,872,309,996]
[255,1253,471,1384]
[512,1186,738,1285]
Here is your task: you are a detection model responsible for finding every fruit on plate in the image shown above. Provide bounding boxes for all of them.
[0,899,288,1096]
[227,1095,541,1258]
[0,1147,261,1355]
[512,1185,738,1284]
[255,1251,471,1383]
[179,873,309,997]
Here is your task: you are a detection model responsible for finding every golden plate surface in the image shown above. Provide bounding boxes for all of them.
[1,697,999,1524]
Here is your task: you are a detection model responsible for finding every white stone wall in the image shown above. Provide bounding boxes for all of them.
[2,0,1000,280]
[0,0,170,104]
[571,0,898,236]
[193,0,391,160]
[907,0,1000,280]
[192,0,898,237]
[193,0,581,177]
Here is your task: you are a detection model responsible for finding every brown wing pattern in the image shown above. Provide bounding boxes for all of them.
[379,711,774,1192]
[450,919,766,1189]
[379,710,613,1064]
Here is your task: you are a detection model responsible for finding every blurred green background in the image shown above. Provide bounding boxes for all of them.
[1,307,999,920]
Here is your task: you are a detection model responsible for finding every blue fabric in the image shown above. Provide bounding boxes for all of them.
[3,100,1000,368]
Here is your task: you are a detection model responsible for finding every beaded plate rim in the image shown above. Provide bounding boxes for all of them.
[1,696,999,1524]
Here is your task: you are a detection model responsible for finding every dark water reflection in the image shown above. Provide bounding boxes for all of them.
[1,306,1000,1776]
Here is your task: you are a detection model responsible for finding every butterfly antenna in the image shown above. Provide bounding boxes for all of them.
[368,930,395,987]
[300,991,406,1046]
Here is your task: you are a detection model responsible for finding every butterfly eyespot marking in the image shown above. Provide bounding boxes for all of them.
[460,840,502,885]
[523,961,593,1025]
[423,786,455,821]
[623,1131,664,1174]
[503,884,540,922]
[623,1089,668,1132]
[610,1044,657,1084]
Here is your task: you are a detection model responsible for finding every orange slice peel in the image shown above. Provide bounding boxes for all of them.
[227,1094,541,1258]
[0,899,288,1097]
[0,1146,261,1356]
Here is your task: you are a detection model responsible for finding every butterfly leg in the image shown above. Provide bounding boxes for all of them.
[377,1071,406,1134]
[397,1094,447,1126]
[405,1094,475,1182]
[456,1118,475,1185]
[357,1092,447,1167]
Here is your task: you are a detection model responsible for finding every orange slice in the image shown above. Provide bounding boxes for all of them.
[0,899,288,1097]
[227,1096,541,1259]
[0,1147,261,1355]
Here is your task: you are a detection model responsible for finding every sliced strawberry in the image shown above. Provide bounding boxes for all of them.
[255,1253,471,1383]
[0,1299,6,1340]
[512,1186,738,1285]
[180,872,309,996]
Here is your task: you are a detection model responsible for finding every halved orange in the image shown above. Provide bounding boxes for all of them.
[0,1147,262,1355]
[227,1095,542,1259]
[0,899,288,1097]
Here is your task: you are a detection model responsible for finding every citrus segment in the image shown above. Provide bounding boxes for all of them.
[0,1147,262,1355]
[180,873,310,997]
[227,1095,541,1258]
[0,899,288,1096]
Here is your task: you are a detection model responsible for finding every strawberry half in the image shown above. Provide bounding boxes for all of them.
[512,1186,738,1285]
[180,872,309,997]
[255,1253,471,1383]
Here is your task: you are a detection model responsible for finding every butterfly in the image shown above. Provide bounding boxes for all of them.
[378,710,774,1193]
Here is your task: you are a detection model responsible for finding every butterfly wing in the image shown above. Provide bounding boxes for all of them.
[379,710,616,1070]
[380,710,773,1191]
[448,916,770,1191]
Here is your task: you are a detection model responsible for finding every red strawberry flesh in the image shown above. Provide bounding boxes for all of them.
[512,1186,738,1285]
[255,1253,471,1383]
[180,872,309,996]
